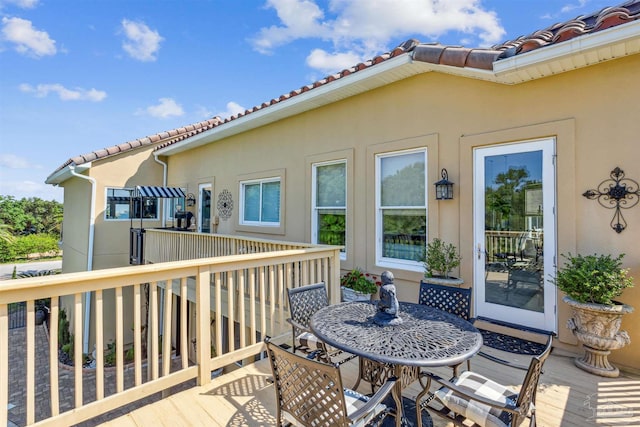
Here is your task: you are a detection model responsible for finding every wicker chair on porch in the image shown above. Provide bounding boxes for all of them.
[286,282,353,364]
[418,335,552,427]
[265,338,397,427]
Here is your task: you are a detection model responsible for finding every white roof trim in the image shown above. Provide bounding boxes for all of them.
[494,20,640,83]
[45,162,92,185]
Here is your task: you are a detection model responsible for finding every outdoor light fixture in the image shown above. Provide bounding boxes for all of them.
[186,193,196,207]
[435,168,454,200]
[583,166,640,233]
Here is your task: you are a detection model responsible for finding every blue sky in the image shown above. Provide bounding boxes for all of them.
[0,0,617,202]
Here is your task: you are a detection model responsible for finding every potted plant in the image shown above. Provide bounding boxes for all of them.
[422,238,463,287]
[340,269,379,302]
[552,253,634,377]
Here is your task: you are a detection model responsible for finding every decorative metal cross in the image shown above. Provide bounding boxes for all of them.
[583,167,640,233]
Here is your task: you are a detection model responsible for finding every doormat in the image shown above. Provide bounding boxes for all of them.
[479,329,547,356]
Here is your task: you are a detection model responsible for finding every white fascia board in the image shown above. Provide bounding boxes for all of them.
[156,54,417,156]
[45,162,92,185]
[494,20,640,76]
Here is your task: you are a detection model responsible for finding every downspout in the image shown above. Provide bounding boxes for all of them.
[69,165,96,354]
[153,153,168,228]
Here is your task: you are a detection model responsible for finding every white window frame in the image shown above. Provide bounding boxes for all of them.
[239,177,281,227]
[104,187,159,221]
[375,148,428,271]
[312,160,347,261]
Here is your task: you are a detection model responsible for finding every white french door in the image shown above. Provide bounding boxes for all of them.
[473,138,557,332]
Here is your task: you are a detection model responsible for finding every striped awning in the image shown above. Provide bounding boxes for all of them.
[135,186,186,199]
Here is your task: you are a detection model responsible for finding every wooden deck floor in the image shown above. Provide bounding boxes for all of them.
[95,348,640,427]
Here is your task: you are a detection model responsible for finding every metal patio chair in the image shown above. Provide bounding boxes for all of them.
[264,338,397,427]
[418,281,473,376]
[286,282,353,364]
[418,335,553,427]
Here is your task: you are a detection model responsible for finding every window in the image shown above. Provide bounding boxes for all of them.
[105,188,158,220]
[376,149,427,270]
[312,161,346,259]
[166,196,186,220]
[240,178,281,226]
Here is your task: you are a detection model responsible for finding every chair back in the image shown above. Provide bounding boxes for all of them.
[418,281,472,320]
[265,338,349,426]
[512,335,553,424]
[287,282,329,329]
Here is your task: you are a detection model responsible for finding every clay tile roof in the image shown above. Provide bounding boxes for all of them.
[51,117,222,174]
[51,1,639,171]
[490,1,640,55]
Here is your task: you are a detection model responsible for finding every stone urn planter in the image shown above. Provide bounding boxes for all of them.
[564,296,633,377]
[553,253,635,378]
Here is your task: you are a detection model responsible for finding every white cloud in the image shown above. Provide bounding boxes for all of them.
[561,0,588,14]
[138,98,184,119]
[306,48,361,75]
[252,0,505,73]
[0,178,63,202]
[19,83,107,102]
[1,16,56,57]
[120,19,163,62]
[0,153,34,169]
[216,101,246,120]
[195,105,215,119]
[0,0,39,9]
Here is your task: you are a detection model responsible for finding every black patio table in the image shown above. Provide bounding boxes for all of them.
[310,301,483,427]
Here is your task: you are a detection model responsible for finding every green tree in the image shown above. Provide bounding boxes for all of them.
[0,195,62,236]
[0,223,14,244]
[485,167,531,230]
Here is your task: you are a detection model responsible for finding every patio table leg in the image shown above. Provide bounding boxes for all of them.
[393,365,404,427]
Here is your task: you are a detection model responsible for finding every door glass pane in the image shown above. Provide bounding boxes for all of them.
[201,189,211,233]
[484,151,544,313]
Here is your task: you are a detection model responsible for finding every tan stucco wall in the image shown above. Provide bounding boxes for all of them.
[57,144,164,349]
[165,54,640,370]
[90,146,164,270]
[60,177,91,274]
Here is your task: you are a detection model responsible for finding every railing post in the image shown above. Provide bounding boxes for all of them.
[330,249,341,305]
[196,265,211,386]
[0,304,7,427]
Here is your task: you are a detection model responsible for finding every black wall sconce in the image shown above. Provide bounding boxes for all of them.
[435,168,454,200]
[583,166,640,233]
[186,193,196,207]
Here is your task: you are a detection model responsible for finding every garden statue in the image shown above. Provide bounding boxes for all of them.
[374,271,402,326]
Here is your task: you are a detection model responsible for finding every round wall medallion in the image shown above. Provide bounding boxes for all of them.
[217,189,233,220]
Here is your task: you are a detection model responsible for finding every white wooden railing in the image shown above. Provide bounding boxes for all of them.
[484,230,542,262]
[144,229,311,264]
[1,242,341,426]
